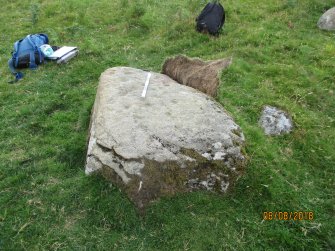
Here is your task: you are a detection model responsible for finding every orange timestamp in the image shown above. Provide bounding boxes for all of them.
[263,211,314,221]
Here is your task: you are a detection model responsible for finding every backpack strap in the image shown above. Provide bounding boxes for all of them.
[8,38,25,83]
[39,33,49,44]
[26,35,39,69]
[27,34,45,68]
[13,39,21,68]
[8,58,24,83]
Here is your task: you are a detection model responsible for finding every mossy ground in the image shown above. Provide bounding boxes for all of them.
[0,0,334,250]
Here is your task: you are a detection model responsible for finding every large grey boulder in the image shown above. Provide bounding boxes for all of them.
[85,67,246,209]
[318,7,335,30]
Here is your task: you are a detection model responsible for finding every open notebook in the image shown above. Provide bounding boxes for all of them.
[47,46,78,62]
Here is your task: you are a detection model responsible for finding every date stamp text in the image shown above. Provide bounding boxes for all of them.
[263,211,314,221]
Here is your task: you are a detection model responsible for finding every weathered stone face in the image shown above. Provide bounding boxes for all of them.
[318,7,335,30]
[85,67,246,209]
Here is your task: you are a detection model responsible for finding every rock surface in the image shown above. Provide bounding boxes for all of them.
[259,106,293,135]
[85,67,246,209]
[162,55,232,97]
[318,7,335,30]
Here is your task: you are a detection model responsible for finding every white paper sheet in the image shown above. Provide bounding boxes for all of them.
[47,46,77,59]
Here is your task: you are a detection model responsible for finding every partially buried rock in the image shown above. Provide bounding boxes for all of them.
[318,7,335,30]
[259,106,293,135]
[162,55,232,97]
[85,67,246,210]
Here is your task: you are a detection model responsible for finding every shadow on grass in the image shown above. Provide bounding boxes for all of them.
[79,175,140,232]
[56,101,93,170]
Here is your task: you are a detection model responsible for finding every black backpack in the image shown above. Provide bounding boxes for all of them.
[196,1,225,35]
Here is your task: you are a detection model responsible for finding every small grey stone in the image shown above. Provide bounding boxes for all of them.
[318,7,335,31]
[259,106,293,135]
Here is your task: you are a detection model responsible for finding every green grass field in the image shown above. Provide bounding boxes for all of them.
[0,0,334,250]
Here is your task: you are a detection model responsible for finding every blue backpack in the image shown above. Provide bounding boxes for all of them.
[8,34,49,82]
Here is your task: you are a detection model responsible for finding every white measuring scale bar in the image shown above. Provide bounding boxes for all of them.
[141,72,151,98]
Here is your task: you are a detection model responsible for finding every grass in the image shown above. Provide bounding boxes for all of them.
[0,0,334,250]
